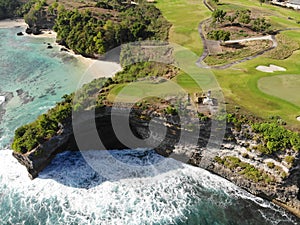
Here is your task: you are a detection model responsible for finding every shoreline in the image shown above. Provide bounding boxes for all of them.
[26,29,122,81]
[0,18,27,29]
[0,19,122,81]
[38,30,122,82]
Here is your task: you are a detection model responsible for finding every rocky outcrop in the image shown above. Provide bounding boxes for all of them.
[13,122,73,179]
[25,9,56,35]
[12,106,202,179]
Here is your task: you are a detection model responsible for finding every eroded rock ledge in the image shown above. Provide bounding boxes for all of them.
[12,106,300,217]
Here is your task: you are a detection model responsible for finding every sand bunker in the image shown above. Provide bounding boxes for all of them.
[297,116,300,122]
[256,64,286,73]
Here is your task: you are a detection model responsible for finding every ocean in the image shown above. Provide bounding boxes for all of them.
[0,25,299,225]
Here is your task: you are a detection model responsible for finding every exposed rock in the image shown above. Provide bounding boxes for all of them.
[13,122,73,179]
[25,9,57,36]
[25,27,42,35]
[16,89,34,104]
[17,32,23,36]
[60,47,69,52]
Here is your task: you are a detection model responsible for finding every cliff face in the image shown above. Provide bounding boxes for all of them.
[12,106,300,217]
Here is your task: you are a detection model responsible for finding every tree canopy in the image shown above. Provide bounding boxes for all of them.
[0,0,21,19]
[53,3,170,57]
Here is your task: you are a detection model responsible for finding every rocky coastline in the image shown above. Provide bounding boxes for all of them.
[12,106,300,217]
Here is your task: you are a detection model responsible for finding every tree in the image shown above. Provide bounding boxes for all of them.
[238,10,251,25]
[0,0,21,19]
[207,30,230,41]
[212,9,227,24]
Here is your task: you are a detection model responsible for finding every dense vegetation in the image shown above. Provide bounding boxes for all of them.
[22,0,50,25]
[207,30,230,41]
[53,2,170,57]
[12,94,73,153]
[252,122,300,155]
[212,9,271,33]
[0,0,21,19]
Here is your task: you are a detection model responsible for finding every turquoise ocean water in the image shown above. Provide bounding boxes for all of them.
[0,26,299,225]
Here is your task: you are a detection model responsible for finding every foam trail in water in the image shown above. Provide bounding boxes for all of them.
[0,149,299,225]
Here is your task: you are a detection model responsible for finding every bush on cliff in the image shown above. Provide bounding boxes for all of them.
[252,122,300,154]
[12,95,73,154]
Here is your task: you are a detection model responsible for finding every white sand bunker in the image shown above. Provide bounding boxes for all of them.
[297,116,300,122]
[256,64,286,73]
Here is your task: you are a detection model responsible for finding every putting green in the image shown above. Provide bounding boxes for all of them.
[258,74,300,107]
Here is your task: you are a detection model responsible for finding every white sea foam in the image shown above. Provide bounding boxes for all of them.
[0,149,298,225]
[0,96,5,105]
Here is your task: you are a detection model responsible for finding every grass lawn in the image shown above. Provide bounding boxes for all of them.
[258,74,300,107]
[155,0,211,55]
[213,52,300,127]
[107,80,186,103]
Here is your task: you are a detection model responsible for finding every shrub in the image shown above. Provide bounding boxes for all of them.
[284,155,295,165]
[267,162,275,169]
[252,122,300,154]
[207,30,231,41]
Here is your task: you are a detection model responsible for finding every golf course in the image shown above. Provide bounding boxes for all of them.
[154,0,300,128]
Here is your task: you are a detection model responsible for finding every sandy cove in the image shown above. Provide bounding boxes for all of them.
[0,19,122,82]
[32,30,123,83]
[27,29,122,82]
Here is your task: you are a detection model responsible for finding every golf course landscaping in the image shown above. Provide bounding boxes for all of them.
[154,0,300,128]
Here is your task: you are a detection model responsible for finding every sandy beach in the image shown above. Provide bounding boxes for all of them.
[28,30,122,81]
[0,19,27,28]
[28,31,122,81]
